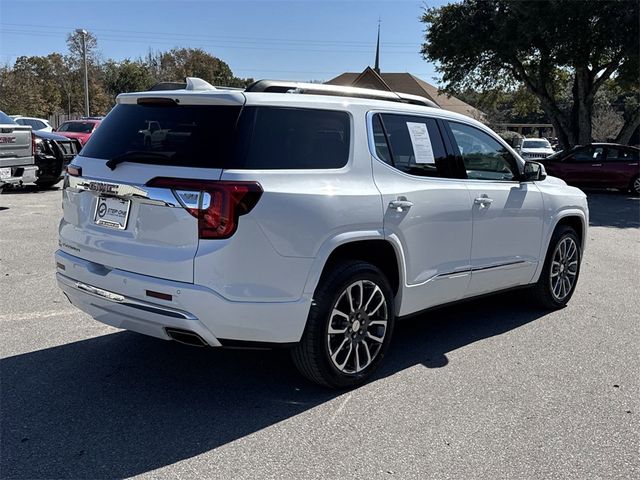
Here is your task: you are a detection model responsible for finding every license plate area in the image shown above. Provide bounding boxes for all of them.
[0,167,11,179]
[94,196,131,230]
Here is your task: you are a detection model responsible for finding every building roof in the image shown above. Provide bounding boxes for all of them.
[326,67,483,119]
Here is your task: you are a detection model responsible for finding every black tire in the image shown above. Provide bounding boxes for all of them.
[530,225,581,309]
[630,175,640,196]
[291,260,395,388]
[35,179,59,190]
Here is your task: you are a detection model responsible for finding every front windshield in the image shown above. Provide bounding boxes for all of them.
[522,139,551,149]
[58,122,95,133]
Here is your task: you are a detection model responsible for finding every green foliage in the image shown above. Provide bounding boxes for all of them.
[457,86,547,124]
[103,60,155,101]
[421,0,640,148]
[1,32,253,119]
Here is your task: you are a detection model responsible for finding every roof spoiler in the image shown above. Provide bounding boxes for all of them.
[148,77,217,92]
[245,79,440,108]
[147,78,245,92]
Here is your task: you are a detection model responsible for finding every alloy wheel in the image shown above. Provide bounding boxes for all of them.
[549,236,579,301]
[326,280,388,374]
[633,177,640,195]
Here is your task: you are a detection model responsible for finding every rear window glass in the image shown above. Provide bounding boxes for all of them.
[81,104,350,170]
[81,104,242,168]
[235,106,350,169]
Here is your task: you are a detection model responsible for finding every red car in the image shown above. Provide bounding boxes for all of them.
[541,143,640,195]
[55,119,101,146]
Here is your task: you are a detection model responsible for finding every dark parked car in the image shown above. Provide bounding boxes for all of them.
[33,130,81,189]
[541,143,640,195]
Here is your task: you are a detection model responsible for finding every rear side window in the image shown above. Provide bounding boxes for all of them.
[21,119,45,129]
[81,104,242,168]
[606,147,638,162]
[372,113,454,178]
[236,107,350,169]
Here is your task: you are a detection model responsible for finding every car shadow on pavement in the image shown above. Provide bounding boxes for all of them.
[585,191,640,228]
[1,292,544,479]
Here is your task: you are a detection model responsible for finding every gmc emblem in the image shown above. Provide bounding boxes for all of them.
[88,182,118,194]
[0,136,16,144]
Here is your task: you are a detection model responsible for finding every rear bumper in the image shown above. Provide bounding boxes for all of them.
[55,250,312,345]
[0,166,38,186]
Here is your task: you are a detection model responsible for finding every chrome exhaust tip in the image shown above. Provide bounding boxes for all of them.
[165,328,208,347]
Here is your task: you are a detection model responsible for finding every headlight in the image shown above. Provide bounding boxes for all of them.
[35,139,47,155]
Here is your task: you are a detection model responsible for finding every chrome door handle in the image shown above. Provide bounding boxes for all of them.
[474,196,493,208]
[591,164,602,167]
[388,198,413,212]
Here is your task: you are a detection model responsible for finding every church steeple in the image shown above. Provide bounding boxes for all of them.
[374,20,381,74]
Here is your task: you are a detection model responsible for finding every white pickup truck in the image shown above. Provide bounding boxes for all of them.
[0,111,37,191]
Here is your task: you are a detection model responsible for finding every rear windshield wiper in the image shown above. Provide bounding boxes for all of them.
[106,150,174,170]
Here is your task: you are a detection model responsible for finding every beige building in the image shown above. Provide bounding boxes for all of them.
[326,66,483,119]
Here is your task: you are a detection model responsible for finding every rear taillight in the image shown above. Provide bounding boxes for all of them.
[146,177,263,239]
[31,132,36,156]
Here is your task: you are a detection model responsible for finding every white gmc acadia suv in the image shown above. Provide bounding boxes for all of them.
[56,78,588,388]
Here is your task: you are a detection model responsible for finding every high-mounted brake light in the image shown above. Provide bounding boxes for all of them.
[146,177,263,239]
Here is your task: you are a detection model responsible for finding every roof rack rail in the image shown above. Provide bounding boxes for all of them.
[244,80,440,108]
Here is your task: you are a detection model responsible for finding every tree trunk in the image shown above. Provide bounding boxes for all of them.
[616,108,640,145]
[574,67,594,146]
[539,98,574,151]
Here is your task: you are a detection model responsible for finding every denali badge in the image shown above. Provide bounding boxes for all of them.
[88,181,118,194]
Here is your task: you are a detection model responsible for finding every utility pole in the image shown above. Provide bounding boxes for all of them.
[76,29,89,117]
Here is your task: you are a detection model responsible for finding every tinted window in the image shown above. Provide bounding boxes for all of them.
[58,121,95,133]
[449,122,518,181]
[573,147,604,162]
[237,107,350,169]
[606,147,638,162]
[81,104,242,168]
[376,113,453,178]
[371,115,392,165]
[22,119,45,130]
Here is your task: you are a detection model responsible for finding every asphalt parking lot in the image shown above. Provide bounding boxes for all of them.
[1,183,638,480]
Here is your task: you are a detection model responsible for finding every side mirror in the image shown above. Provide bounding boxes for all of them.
[523,160,547,182]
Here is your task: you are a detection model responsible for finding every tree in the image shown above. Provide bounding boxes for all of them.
[0,55,67,117]
[66,30,110,115]
[103,60,155,101]
[145,48,253,87]
[159,48,235,85]
[421,0,640,149]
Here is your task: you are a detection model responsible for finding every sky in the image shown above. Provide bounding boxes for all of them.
[0,0,452,84]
